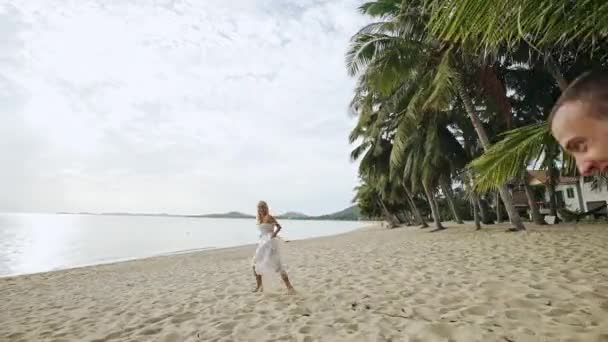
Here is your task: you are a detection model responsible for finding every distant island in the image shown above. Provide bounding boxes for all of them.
[198,211,255,219]
[57,206,364,221]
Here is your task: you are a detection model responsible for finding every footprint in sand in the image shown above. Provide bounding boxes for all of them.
[170,312,196,324]
[140,327,163,336]
[439,295,466,306]
[504,309,541,322]
[334,317,349,324]
[505,298,536,308]
[529,283,548,290]
[161,331,182,342]
[462,305,491,316]
[103,331,123,340]
[546,308,573,317]
[299,326,312,334]
[264,323,280,332]
[6,332,25,340]
[216,321,237,331]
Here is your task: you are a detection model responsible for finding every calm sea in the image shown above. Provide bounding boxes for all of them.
[0,213,364,277]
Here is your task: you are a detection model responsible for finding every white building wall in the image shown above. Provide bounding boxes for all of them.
[544,183,583,211]
[579,179,608,211]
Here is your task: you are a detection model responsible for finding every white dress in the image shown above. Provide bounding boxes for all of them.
[253,223,284,275]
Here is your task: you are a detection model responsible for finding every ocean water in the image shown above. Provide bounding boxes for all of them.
[0,213,363,277]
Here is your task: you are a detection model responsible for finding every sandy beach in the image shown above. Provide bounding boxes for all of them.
[2,223,608,341]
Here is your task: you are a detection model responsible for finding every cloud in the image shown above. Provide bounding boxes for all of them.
[0,0,366,215]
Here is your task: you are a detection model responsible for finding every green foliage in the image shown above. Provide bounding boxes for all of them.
[347,0,607,226]
[419,0,608,58]
[469,123,552,192]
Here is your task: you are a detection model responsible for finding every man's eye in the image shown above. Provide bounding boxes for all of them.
[569,141,587,153]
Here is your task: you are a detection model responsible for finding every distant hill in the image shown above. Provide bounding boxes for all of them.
[199,211,255,219]
[313,206,362,221]
[278,211,309,219]
[276,206,363,221]
[56,206,364,221]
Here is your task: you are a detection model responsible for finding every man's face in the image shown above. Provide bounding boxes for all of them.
[551,101,608,175]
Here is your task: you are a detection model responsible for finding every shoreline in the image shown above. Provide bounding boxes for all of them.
[0,223,378,280]
[2,222,607,341]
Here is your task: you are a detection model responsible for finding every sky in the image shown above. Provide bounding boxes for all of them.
[0,0,367,216]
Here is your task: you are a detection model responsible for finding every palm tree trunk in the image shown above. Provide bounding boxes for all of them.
[394,212,404,224]
[473,197,481,230]
[440,175,464,224]
[423,181,445,230]
[477,196,490,223]
[547,165,560,218]
[456,73,526,231]
[522,173,546,225]
[494,191,503,223]
[403,183,429,228]
[479,66,512,128]
[377,198,398,228]
[465,171,483,230]
[399,210,412,226]
[547,184,559,218]
[394,211,406,225]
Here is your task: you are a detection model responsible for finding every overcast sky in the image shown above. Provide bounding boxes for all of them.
[0,0,366,215]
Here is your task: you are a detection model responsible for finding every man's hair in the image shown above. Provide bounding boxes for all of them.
[548,70,608,125]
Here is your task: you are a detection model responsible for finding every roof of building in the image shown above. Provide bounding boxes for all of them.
[527,170,578,185]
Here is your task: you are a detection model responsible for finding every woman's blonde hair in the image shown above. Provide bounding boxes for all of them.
[256,200,269,224]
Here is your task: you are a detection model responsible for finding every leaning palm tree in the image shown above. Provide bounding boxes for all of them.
[349,91,428,228]
[392,113,462,230]
[390,105,468,226]
[352,182,378,219]
[352,139,401,228]
[440,174,464,224]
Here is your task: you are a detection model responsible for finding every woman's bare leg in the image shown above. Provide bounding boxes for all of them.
[280,271,296,294]
[253,266,263,292]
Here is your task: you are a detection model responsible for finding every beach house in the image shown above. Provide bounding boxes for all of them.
[510,171,608,217]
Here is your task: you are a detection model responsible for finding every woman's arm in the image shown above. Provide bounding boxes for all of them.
[269,216,282,238]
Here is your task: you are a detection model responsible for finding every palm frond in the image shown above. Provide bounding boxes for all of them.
[350,141,372,161]
[590,173,608,192]
[469,122,553,192]
[359,0,401,18]
[423,51,457,111]
[420,0,608,58]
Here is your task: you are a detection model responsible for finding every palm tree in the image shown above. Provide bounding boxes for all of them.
[390,107,474,229]
[463,172,482,230]
[352,181,382,219]
[396,117,446,230]
[352,140,401,228]
[521,170,546,225]
[440,174,464,224]
[402,182,428,227]
[347,0,528,230]
[349,89,429,228]
[411,0,607,214]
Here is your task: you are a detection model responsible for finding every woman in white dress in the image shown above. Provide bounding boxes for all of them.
[252,200,296,294]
